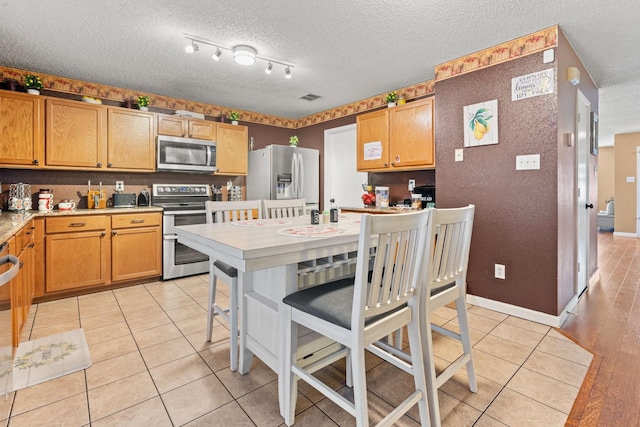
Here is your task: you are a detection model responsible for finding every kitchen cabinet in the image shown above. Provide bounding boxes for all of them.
[45,98,107,169]
[356,98,434,172]
[0,90,44,168]
[45,215,110,293]
[10,221,35,347]
[107,108,155,170]
[111,213,162,282]
[216,123,248,175]
[157,114,216,140]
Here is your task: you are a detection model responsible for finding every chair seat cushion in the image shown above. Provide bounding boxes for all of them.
[431,281,456,296]
[213,260,238,278]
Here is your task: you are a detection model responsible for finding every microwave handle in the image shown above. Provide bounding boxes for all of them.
[207,146,212,168]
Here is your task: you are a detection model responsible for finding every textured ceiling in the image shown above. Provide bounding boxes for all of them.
[1,0,639,146]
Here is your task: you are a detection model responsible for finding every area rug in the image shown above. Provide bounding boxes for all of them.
[10,328,91,392]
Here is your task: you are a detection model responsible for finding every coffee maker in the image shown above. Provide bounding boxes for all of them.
[412,185,436,208]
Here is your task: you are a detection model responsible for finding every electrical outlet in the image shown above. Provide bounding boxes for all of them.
[115,181,124,192]
[455,148,464,162]
[408,179,416,191]
[495,264,506,280]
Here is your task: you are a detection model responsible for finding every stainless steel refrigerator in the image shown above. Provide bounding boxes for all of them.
[247,145,319,206]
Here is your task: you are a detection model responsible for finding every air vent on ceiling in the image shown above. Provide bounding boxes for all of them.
[299,93,321,101]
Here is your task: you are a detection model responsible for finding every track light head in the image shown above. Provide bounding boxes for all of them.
[185,41,199,53]
[212,47,222,61]
[285,66,292,79]
[265,62,273,74]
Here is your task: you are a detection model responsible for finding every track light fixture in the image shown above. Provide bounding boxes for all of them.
[183,34,294,78]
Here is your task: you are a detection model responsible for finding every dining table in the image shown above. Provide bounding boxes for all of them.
[175,213,365,416]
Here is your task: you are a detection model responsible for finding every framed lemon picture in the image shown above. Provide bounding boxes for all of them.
[464,99,498,147]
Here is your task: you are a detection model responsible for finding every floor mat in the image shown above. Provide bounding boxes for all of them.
[10,328,91,392]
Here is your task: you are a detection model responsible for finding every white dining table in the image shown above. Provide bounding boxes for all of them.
[175,213,364,415]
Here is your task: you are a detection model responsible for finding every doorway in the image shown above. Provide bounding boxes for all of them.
[576,90,591,296]
[324,124,367,209]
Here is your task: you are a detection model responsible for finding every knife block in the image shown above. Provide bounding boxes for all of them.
[88,190,106,209]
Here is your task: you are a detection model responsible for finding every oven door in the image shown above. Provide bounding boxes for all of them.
[163,211,210,279]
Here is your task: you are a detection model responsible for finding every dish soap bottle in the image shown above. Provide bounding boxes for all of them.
[330,199,338,223]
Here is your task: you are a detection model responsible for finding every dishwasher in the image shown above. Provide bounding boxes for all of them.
[0,243,19,395]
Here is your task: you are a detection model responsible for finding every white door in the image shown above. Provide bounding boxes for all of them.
[576,90,591,296]
[324,124,367,210]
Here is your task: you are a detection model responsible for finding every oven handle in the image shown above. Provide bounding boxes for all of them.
[163,210,206,216]
[163,235,178,241]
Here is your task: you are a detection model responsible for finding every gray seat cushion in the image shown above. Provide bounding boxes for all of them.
[213,260,238,278]
[430,281,456,296]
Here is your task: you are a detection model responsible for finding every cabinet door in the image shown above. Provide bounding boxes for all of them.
[389,98,434,168]
[0,91,44,167]
[45,231,109,292]
[107,108,155,170]
[157,115,186,137]
[111,227,162,282]
[356,109,389,171]
[46,99,106,168]
[216,123,248,175]
[188,119,216,140]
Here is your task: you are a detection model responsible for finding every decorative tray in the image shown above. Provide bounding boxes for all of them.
[277,225,347,238]
[230,218,292,227]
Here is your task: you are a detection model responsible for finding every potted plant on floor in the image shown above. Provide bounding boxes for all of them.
[229,110,240,125]
[137,95,150,111]
[24,74,43,95]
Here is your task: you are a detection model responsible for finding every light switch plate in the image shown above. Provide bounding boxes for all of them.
[627,176,635,183]
[455,149,464,162]
[516,154,540,170]
[543,49,555,63]
[495,264,506,280]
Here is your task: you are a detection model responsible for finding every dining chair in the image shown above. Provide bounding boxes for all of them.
[422,204,476,425]
[204,200,262,371]
[262,198,306,218]
[281,209,433,426]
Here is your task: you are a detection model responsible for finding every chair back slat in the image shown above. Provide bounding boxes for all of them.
[426,206,475,292]
[357,210,432,322]
[205,200,263,225]
[262,198,306,218]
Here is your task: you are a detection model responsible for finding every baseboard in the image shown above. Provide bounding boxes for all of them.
[466,294,576,327]
[613,231,637,237]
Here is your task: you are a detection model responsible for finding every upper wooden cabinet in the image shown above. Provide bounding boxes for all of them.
[356,98,435,172]
[0,90,44,167]
[107,108,155,170]
[157,114,216,140]
[216,123,248,175]
[45,99,155,172]
[45,98,107,169]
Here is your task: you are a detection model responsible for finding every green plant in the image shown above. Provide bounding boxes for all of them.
[289,135,299,146]
[24,74,43,90]
[385,91,398,103]
[137,95,149,107]
[229,110,240,121]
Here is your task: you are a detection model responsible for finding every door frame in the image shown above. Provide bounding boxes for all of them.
[576,89,591,296]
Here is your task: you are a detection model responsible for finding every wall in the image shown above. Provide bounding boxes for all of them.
[614,132,640,234]
[597,146,615,210]
[434,29,598,316]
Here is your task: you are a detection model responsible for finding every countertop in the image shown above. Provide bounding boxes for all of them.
[340,206,418,214]
[0,206,163,243]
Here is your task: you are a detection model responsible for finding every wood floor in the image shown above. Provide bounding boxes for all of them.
[562,231,640,426]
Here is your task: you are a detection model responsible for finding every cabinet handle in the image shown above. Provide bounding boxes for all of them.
[69,222,87,227]
[25,231,31,235]
[19,261,24,269]
[28,243,35,249]
[384,163,388,167]
[97,162,102,167]
[107,162,113,168]
[101,232,106,237]
[130,219,145,224]
[112,231,117,235]
[32,159,39,165]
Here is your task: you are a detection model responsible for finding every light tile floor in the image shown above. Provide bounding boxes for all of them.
[0,275,593,426]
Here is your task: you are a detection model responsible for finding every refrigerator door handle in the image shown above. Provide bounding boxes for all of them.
[298,152,304,200]
[291,153,298,198]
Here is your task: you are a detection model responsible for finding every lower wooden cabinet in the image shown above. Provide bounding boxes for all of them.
[43,212,162,296]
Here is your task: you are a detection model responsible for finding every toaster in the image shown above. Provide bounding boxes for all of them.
[113,193,137,208]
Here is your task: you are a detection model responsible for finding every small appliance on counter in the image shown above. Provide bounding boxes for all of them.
[138,189,150,206]
[412,185,436,208]
[113,193,137,208]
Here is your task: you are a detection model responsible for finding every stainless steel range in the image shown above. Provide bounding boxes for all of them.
[153,184,211,280]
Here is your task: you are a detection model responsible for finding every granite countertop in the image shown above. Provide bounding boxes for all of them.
[340,206,418,214]
[0,206,163,243]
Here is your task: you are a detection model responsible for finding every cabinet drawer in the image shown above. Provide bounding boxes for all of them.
[46,215,107,233]
[112,213,161,229]
[15,220,35,251]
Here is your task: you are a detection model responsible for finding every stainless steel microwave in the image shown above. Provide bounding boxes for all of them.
[157,135,217,173]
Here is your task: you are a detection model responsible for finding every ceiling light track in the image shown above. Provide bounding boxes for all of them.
[184,33,295,78]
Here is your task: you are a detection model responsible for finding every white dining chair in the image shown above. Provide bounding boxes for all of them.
[282,209,433,426]
[262,198,305,218]
[204,200,262,371]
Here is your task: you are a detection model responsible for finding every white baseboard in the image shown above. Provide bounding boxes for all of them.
[466,294,579,327]
[613,231,637,237]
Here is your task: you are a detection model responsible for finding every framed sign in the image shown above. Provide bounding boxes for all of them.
[590,112,598,155]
